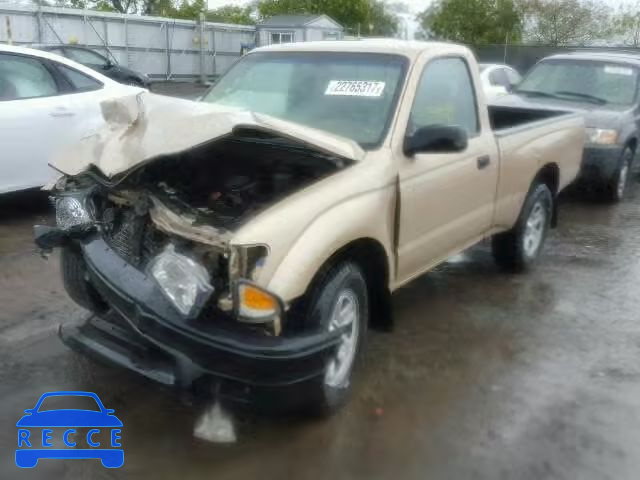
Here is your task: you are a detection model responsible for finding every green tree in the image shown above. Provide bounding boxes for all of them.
[417,0,522,44]
[257,0,398,37]
[610,1,640,47]
[367,0,398,36]
[520,0,614,46]
[207,5,256,25]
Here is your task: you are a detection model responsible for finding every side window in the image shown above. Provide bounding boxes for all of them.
[489,68,509,87]
[270,32,293,44]
[57,64,103,92]
[506,68,521,86]
[0,53,58,101]
[48,47,66,57]
[66,48,108,66]
[409,57,479,136]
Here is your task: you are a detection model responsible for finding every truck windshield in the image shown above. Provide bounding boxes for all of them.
[202,52,408,149]
[516,59,639,106]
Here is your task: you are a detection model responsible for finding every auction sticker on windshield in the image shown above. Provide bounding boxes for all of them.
[604,65,633,76]
[325,80,386,97]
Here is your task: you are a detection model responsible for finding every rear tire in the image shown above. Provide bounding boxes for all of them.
[492,183,553,273]
[302,261,368,415]
[61,247,106,313]
[602,147,633,203]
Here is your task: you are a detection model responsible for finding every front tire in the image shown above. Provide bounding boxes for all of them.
[602,147,633,203]
[492,183,553,272]
[303,261,368,415]
[61,247,106,313]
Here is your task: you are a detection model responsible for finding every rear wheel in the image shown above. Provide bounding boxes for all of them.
[492,183,553,272]
[302,261,368,415]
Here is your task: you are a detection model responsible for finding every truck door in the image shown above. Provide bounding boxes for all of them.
[396,55,499,282]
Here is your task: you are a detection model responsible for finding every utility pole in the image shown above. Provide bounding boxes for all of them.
[5,17,12,45]
[199,12,206,84]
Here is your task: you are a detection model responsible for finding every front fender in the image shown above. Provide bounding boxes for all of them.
[266,183,397,303]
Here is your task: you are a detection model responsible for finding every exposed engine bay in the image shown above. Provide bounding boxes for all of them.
[56,132,351,325]
[135,133,348,230]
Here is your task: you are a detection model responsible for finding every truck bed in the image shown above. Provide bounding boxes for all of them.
[488,104,585,230]
[488,105,572,133]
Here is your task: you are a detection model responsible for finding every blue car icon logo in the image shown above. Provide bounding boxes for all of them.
[16,391,123,468]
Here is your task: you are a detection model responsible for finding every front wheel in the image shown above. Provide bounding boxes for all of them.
[61,247,106,313]
[303,261,368,415]
[492,183,553,272]
[602,147,633,203]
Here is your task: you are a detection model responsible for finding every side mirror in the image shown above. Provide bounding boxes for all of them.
[404,125,468,156]
[24,409,33,414]
[104,59,113,69]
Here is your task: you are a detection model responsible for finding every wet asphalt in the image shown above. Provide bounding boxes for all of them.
[2,85,640,479]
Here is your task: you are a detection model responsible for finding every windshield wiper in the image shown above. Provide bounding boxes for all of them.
[553,91,607,105]
[514,89,560,99]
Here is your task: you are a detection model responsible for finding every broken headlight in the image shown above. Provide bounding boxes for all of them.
[149,244,213,317]
[56,196,93,230]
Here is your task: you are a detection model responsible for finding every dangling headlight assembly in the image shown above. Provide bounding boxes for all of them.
[149,244,214,317]
[55,195,93,230]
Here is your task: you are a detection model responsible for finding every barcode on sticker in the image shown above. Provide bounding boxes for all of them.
[325,80,386,97]
[604,65,633,76]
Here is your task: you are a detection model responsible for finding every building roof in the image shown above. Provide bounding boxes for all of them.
[257,14,342,29]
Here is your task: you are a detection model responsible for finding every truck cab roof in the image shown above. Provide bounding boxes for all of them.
[252,39,471,61]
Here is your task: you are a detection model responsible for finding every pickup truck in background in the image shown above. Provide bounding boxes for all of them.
[492,51,640,202]
[35,40,584,414]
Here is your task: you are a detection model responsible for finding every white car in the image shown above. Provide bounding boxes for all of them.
[479,63,522,102]
[0,44,143,194]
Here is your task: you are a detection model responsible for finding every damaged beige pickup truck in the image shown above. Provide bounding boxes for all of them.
[35,40,584,414]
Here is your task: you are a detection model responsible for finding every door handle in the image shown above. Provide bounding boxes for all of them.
[50,107,75,118]
[477,155,491,169]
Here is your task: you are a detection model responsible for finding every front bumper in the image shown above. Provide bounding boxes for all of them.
[579,145,624,183]
[45,232,340,389]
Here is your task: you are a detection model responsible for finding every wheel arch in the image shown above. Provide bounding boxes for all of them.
[288,237,393,331]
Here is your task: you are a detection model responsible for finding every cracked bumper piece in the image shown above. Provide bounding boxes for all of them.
[60,237,340,388]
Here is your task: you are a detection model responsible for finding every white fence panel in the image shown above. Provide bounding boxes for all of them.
[0,3,256,81]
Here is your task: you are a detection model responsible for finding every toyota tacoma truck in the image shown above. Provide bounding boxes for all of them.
[35,40,584,414]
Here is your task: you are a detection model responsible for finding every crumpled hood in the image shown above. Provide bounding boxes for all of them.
[52,92,365,178]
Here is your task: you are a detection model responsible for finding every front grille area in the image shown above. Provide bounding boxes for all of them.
[103,208,165,268]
